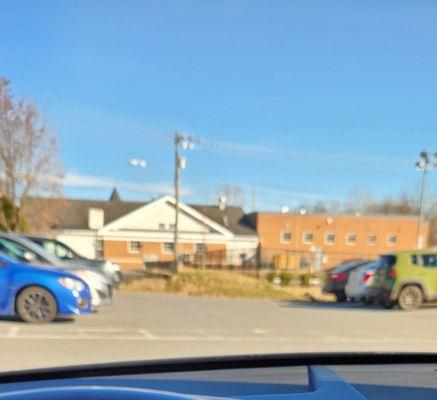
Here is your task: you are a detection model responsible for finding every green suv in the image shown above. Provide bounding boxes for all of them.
[369,250,437,310]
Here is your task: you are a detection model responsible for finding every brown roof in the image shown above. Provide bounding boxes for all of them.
[25,196,257,235]
[190,204,257,235]
[25,197,145,230]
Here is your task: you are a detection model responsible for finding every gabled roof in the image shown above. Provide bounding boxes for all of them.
[25,194,257,236]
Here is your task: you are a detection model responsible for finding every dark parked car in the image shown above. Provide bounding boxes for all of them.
[24,236,123,287]
[323,259,370,301]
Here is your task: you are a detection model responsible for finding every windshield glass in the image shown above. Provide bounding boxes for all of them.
[0,0,435,373]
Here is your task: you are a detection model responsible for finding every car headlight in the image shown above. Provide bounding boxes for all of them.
[59,277,85,291]
[105,260,121,273]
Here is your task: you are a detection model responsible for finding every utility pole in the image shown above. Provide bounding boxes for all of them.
[174,133,181,273]
[415,151,436,249]
[173,132,198,273]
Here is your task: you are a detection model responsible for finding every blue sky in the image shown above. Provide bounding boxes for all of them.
[1,0,436,210]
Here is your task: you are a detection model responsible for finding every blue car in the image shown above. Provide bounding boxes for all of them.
[0,251,92,323]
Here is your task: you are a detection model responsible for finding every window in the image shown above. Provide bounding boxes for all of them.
[0,238,45,264]
[346,233,356,245]
[324,232,335,245]
[163,242,174,253]
[128,241,140,253]
[367,234,377,245]
[387,235,397,246]
[158,223,166,230]
[423,254,437,267]
[196,243,204,253]
[95,239,104,258]
[411,254,420,265]
[169,224,176,230]
[281,231,292,243]
[303,232,314,244]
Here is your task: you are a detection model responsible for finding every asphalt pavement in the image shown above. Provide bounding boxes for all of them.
[0,292,436,372]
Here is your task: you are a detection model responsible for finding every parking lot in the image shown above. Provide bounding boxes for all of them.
[0,292,436,372]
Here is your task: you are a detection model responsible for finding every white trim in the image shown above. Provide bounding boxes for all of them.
[99,196,234,239]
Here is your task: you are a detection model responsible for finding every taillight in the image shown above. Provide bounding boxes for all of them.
[389,268,397,278]
[331,272,346,282]
[362,272,373,282]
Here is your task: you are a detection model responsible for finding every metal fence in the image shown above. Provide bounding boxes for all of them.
[184,247,375,273]
[143,246,376,275]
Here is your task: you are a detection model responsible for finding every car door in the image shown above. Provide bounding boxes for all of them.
[422,253,437,299]
[0,254,13,308]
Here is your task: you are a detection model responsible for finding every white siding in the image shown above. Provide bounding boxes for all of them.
[56,231,97,259]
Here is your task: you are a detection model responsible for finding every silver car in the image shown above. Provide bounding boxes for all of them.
[0,233,112,308]
[345,261,378,303]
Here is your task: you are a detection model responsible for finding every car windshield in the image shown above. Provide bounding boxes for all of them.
[0,0,436,373]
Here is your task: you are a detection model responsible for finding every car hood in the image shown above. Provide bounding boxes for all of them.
[19,262,83,281]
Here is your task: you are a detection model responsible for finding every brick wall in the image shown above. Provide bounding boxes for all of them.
[103,240,197,270]
[253,213,429,269]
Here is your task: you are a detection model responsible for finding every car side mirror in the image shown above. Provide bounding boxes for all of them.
[23,251,36,262]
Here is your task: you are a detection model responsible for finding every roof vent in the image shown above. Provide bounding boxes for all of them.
[218,196,227,211]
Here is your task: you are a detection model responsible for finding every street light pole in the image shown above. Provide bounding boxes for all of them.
[173,132,198,273]
[415,151,436,249]
[416,166,427,249]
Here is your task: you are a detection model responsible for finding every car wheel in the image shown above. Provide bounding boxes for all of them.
[113,271,123,285]
[397,285,423,311]
[336,293,347,302]
[16,286,57,323]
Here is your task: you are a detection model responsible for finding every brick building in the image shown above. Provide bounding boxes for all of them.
[247,212,429,270]
[29,191,258,270]
[26,190,430,271]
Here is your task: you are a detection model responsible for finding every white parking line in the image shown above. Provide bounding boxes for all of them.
[5,326,19,338]
[139,329,157,339]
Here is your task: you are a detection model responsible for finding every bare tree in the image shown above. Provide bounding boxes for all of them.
[0,78,64,232]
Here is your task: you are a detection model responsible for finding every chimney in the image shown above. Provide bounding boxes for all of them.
[88,208,104,230]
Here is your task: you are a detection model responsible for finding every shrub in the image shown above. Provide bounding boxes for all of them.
[278,271,294,286]
[299,273,312,287]
[266,271,277,283]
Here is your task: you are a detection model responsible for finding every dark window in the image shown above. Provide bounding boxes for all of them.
[96,239,104,258]
[129,241,140,253]
[303,232,314,244]
[423,254,437,267]
[411,254,420,265]
[325,232,335,244]
[281,231,292,243]
[163,242,174,253]
[367,235,377,245]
